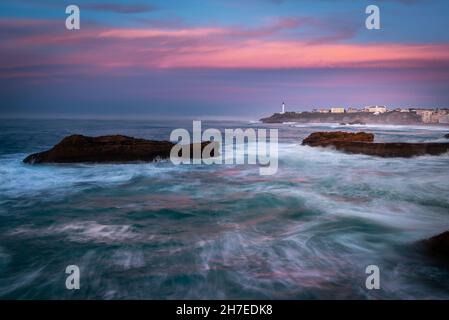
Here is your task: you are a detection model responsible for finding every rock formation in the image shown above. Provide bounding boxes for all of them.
[23,134,217,164]
[420,231,449,262]
[302,131,449,157]
[302,131,374,147]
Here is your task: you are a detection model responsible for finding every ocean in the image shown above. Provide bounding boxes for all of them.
[0,119,449,299]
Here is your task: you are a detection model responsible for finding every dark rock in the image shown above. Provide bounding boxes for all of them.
[348,120,366,125]
[302,131,449,157]
[326,141,449,157]
[302,131,374,147]
[445,134,449,139]
[23,134,217,164]
[421,231,449,261]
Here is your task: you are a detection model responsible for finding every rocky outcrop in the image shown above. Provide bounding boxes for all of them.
[23,134,217,164]
[324,141,449,157]
[445,134,449,139]
[302,131,449,157]
[421,231,449,262]
[302,131,374,147]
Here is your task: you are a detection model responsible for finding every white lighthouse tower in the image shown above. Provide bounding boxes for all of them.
[281,102,285,114]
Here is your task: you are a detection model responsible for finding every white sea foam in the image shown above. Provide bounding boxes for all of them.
[111,249,145,270]
[0,154,180,200]
[10,221,141,244]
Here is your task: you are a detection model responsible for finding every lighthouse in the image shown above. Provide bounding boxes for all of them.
[281,102,285,114]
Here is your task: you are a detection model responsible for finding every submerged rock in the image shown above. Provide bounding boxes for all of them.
[421,231,449,261]
[302,131,449,157]
[348,120,366,125]
[23,134,217,164]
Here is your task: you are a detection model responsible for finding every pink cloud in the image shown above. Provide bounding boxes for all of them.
[151,41,449,69]
[98,27,227,39]
[2,19,449,76]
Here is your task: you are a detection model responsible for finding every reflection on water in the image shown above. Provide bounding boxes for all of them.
[0,119,449,299]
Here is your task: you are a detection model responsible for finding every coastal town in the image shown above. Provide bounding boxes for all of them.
[274,102,449,124]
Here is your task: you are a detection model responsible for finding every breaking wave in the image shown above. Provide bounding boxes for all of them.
[0,119,448,299]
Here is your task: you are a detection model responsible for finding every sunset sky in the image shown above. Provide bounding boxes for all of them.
[1,0,449,119]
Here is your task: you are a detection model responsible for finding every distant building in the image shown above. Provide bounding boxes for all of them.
[281,102,285,114]
[330,107,345,113]
[312,108,330,113]
[439,114,449,124]
[433,109,449,123]
[415,109,434,123]
[414,108,449,123]
[346,107,360,113]
[363,106,387,114]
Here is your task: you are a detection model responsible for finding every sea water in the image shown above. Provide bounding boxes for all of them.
[0,119,448,299]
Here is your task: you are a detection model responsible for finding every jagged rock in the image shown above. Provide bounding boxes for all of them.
[302,131,449,157]
[23,134,217,164]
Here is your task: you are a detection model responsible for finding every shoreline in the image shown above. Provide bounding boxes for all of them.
[270,122,449,129]
[260,111,449,126]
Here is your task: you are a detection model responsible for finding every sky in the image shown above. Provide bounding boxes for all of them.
[1,0,449,119]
